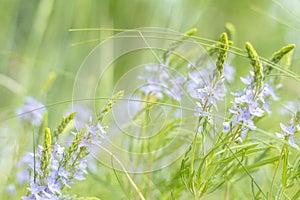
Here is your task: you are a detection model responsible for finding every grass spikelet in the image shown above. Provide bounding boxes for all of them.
[37,111,48,143]
[271,44,295,64]
[41,128,52,179]
[53,112,76,141]
[98,90,124,122]
[224,22,236,41]
[64,129,85,165]
[265,44,296,75]
[163,28,197,63]
[245,42,264,86]
[216,32,229,75]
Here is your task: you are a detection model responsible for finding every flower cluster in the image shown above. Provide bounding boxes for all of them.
[223,42,282,141]
[188,68,234,118]
[276,111,300,149]
[16,97,46,126]
[225,72,278,138]
[139,33,235,121]
[10,29,299,200]
[20,143,87,199]
[12,96,110,199]
[139,64,186,102]
[20,120,105,200]
[189,33,231,119]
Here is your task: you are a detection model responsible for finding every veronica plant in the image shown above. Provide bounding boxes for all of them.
[6,27,300,200]
[10,92,123,200]
[180,31,296,199]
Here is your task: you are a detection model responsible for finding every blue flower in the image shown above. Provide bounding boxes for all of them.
[229,106,256,131]
[185,69,210,98]
[223,61,236,83]
[22,183,47,200]
[6,184,16,196]
[188,68,226,117]
[227,69,280,140]
[276,120,299,149]
[194,77,226,109]
[85,121,107,140]
[73,159,88,181]
[20,131,92,199]
[139,64,186,101]
[16,96,46,126]
[47,175,62,195]
[223,121,231,133]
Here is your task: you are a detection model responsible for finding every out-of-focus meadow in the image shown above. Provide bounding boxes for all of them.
[1,0,300,199]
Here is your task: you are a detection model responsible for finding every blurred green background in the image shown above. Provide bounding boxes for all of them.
[1,0,299,108]
[0,0,300,198]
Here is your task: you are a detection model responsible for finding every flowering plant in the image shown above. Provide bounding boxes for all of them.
[3,28,300,200]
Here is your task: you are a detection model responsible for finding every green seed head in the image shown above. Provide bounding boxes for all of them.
[225,22,236,41]
[216,32,229,75]
[265,44,295,75]
[185,28,197,36]
[245,42,263,86]
[41,128,52,179]
[54,112,76,140]
[44,128,52,150]
[98,90,124,122]
[271,44,295,64]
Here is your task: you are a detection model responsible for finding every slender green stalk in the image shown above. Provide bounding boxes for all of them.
[93,143,146,200]
[269,144,286,199]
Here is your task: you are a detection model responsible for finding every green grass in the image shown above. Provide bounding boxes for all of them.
[1,1,300,199]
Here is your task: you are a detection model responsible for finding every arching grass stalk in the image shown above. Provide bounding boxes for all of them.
[92,143,146,200]
[269,143,287,199]
[190,115,203,198]
[141,94,154,198]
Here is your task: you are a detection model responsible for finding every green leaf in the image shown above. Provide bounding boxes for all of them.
[292,189,300,200]
[235,156,280,173]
